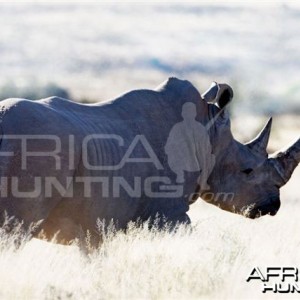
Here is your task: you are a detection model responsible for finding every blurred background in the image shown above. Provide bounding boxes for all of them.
[0,2,299,125]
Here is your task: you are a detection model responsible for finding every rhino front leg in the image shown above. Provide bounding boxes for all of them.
[134,197,191,230]
[146,212,191,231]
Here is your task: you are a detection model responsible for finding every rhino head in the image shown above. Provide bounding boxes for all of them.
[198,82,300,219]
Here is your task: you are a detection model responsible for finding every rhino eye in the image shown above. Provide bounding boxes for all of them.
[241,168,253,175]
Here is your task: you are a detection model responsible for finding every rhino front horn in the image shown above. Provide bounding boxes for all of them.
[271,138,300,186]
[245,117,272,157]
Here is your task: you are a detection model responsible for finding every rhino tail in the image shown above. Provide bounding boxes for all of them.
[0,124,3,147]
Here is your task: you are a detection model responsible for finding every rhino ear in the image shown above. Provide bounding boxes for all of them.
[202,82,233,109]
[245,117,272,157]
[202,82,219,103]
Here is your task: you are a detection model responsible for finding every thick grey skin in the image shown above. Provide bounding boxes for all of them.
[0,77,299,246]
[0,78,207,244]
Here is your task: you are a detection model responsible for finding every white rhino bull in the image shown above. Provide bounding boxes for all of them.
[0,77,299,245]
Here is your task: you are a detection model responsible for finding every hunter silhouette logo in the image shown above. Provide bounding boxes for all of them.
[164,102,215,189]
[246,267,300,293]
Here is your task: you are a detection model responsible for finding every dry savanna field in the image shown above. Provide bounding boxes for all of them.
[0,114,299,300]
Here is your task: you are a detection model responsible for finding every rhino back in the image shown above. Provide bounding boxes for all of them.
[0,78,206,231]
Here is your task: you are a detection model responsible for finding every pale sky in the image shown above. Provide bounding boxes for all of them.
[0,0,299,6]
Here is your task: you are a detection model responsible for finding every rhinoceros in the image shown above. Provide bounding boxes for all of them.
[0,77,299,246]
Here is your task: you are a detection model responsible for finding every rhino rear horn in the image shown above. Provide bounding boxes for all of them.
[202,82,233,109]
[245,117,272,157]
[271,138,300,186]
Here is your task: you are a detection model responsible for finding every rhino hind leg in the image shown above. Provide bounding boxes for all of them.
[35,217,82,245]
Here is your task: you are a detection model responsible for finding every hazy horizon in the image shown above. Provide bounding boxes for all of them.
[0,2,300,115]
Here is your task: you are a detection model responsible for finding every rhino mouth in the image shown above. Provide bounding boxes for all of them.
[245,198,281,219]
